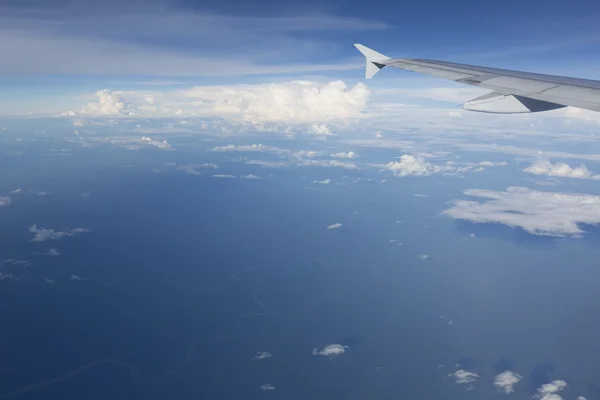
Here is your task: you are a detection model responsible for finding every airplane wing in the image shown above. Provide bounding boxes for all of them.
[354,43,600,114]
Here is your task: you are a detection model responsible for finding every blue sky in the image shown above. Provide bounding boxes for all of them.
[3,0,600,115]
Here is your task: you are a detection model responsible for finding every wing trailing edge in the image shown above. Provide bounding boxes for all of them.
[463,92,565,114]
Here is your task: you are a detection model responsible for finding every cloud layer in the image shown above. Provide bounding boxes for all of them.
[444,186,600,237]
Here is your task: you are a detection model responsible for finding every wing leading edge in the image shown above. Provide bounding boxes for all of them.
[354,43,600,114]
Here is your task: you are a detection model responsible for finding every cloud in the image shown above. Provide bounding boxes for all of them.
[0,196,11,207]
[260,384,276,391]
[494,371,522,394]
[299,159,358,169]
[535,380,567,400]
[167,163,218,175]
[47,248,61,256]
[184,80,369,124]
[330,151,358,159]
[309,124,333,137]
[524,160,596,179]
[29,225,90,242]
[253,352,272,360]
[314,178,331,184]
[140,136,172,150]
[241,174,263,179]
[79,90,126,115]
[61,81,370,133]
[449,369,479,387]
[326,223,343,230]
[0,4,386,76]
[11,189,21,193]
[443,186,600,237]
[312,344,348,357]
[385,155,449,176]
[212,174,236,179]
[212,144,287,155]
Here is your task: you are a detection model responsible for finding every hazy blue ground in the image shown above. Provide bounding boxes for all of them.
[1,119,600,400]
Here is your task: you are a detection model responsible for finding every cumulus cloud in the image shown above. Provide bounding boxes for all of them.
[443,186,600,237]
[524,160,596,179]
[330,151,358,159]
[190,80,369,124]
[449,369,479,388]
[29,225,90,242]
[65,90,127,116]
[385,155,449,176]
[535,380,567,400]
[0,196,11,207]
[309,124,333,137]
[312,344,348,357]
[314,178,331,184]
[140,137,172,150]
[61,81,370,135]
[494,371,522,394]
[327,223,343,230]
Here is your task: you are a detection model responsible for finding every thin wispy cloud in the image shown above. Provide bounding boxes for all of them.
[449,369,479,389]
[29,225,91,242]
[326,223,343,230]
[0,2,386,75]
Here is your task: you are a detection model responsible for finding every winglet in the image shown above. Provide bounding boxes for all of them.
[354,44,390,79]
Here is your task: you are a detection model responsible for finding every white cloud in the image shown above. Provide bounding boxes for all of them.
[212,174,236,179]
[241,174,263,179]
[29,225,90,242]
[47,248,61,256]
[524,160,596,179]
[330,151,358,159]
[314,178,331,184]
[140,136,172,150]
[184,80,369,124]
[309,124,333,137]
[260,384,276,391]
[312,344,348,357]
[0,5,385,76]
[385,155,449,176]
[443,186,600,237]
[63,90,127,116]
[449,369,479,387]
[535,380,567,400]
[326,223,343,230]
[478,161,508,167]
[212,144,287,155]
[11,188,21,193]
[61,81,370,134]
[168,163,218,175]
[0,196,11,207]
[253,352,272,360]
[494,371,522,394]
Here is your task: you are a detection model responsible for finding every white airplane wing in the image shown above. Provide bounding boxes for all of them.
[354,43,600,114]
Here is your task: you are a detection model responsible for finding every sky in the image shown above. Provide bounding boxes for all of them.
[3,0,600,114]
[3,1,600,399]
